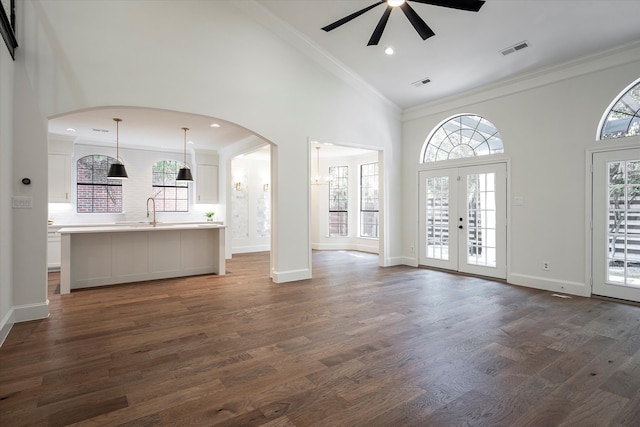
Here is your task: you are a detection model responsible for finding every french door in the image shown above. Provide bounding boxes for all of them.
[592,148,640,301]
[418,163,506,279]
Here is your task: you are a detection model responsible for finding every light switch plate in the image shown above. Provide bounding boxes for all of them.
[12,196,33,209]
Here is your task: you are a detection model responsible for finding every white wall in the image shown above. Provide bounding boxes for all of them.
[402,42,640,296]
[0,0,401,336]
[231,156,271,254]
[311,151,380,254]
[0,22,16,344]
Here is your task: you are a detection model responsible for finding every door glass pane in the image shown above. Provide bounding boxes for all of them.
[426,176,449,260]
[607,160,640,287]
[466,173,497,267]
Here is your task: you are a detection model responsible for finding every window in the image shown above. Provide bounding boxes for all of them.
[599,78,640,140]
[329,166,348,236]
[360,162,378,238]
[152,160,189,212]
[421,114,503,163]
[77,155,123,213]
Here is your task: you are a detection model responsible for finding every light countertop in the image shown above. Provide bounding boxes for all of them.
[57,222,225,234]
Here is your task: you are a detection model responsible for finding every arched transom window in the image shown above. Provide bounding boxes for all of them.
[599,78,640,140]
[421,114,504,163]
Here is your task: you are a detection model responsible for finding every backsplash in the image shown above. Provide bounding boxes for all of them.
[48,143,221,226]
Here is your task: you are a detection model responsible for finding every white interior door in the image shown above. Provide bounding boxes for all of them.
[419,163,506,279]
[593,148,640,301]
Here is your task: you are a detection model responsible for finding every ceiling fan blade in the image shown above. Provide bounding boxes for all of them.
[367,6,393,46]
[322,1,385,32]
[409,0,485,12]
[400,3,435,40]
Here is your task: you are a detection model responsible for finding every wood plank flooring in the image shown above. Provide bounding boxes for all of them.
[2,251,640,426]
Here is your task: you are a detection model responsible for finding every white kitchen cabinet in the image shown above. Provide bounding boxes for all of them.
[49,154,71,202]
[58,224,226,294]
[47,230,61,270]
[196,164,218,204]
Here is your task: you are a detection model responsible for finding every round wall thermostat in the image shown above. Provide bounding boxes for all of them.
[21,178,31,185]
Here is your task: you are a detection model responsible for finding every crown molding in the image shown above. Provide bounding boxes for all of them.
[403,40,640,122]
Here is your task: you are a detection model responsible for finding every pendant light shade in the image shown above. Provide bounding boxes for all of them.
[107,118,128,179]
[176,166,194,181]
[108,163,128,179]
[176,127,193,182]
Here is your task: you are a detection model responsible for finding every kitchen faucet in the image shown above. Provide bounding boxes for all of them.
[146,197,156,227]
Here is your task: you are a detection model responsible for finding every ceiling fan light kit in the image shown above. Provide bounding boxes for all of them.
[321,0,485,46]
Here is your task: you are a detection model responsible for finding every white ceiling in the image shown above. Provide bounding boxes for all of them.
[48,0,640,155]
[261,0,640,108]
[48,107,257,154]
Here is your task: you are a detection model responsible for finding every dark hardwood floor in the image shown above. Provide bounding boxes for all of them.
[2,251,640,426]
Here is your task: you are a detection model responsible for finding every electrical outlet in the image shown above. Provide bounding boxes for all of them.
[543,261,551,271]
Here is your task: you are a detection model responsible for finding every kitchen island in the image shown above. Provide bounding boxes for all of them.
[58,223,226,294]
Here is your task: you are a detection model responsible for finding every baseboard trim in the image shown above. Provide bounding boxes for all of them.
[272,268,312,283]
[232,245,270,254]
[0,308,15,347]
[508,273,590,297]
[14,300,50,323]
[312,243,379,254]
[399,256,419,267]
[382,256,406,267]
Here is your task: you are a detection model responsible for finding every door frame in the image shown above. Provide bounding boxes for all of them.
[587,140,640,299]
[415,156,511,279]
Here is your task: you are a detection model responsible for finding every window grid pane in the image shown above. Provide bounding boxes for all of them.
[329,166,348,237]
[422,115,504,163]
[607,160,640,286]
[360,162,378,238]
[601,81,640,140]
[152,160,189,212]
[76,155,123,213]
[426,176,449,260]
[466,173,497,268]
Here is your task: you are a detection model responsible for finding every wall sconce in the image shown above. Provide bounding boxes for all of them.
[235,181,242,191]
[263,183,269,192]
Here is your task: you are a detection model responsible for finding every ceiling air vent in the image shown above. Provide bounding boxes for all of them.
[92,128,110,133]
[500,41,529,56]
[412,77,431,88]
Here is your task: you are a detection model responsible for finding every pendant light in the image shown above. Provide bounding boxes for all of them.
[107,118,128,179]
[176,127,193,182]
[310,146,332,185]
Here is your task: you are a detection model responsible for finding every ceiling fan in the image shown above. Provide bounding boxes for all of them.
[321,0,485,46]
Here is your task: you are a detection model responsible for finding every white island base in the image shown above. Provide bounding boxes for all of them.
[59,224,226,294]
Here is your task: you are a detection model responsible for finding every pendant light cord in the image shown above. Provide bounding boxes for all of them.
[182,127,189,166]
[114,118,122,161]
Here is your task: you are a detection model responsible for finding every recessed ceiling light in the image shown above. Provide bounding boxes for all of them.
[210,123,221,128]
[188,140,194,145]
[387,0,405,7]
[384,47,394,55]
[66,128,76,132]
